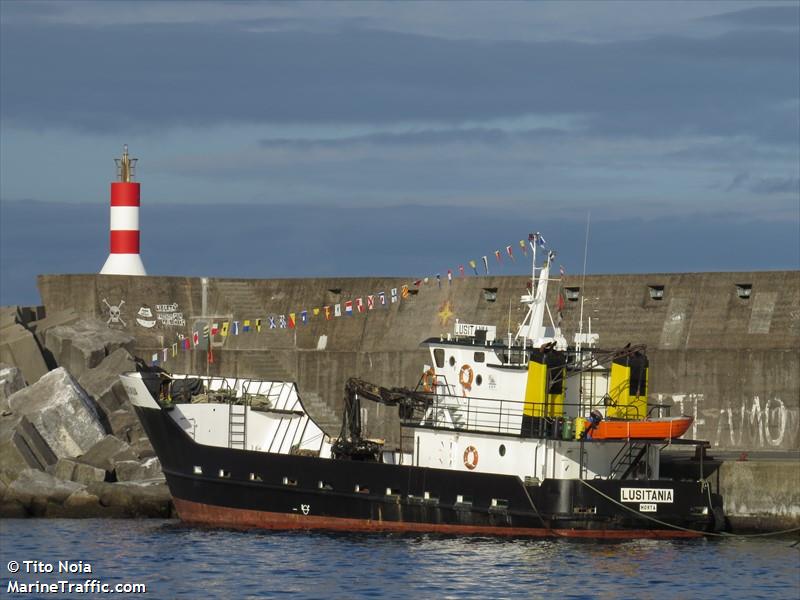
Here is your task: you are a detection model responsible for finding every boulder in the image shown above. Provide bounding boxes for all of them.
[26,308,79,347]
[45,318,134,380]
[0,364,26,409]
[7,368,106,459]
[58,489,106,518]
[6,468,84,506]
[0,413,58,475]
[78,435,138,473]
[78,348,136,417]
[0,324,49,386]
[115,457,163,482]
[86,481,172,518]
[107,406,145,443]
[51,458,106,484]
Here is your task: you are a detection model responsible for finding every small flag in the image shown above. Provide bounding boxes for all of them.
[559,265,565,276]
[356,297,365,313]
[232,321,240,336]
[334,304,342,317]
[378,291,386,306]
[324,306,332,320]
[401,285,409,298]
[436,273,441,288]
[268,315,277,329]
[313,307,320,316]
[203,324,210,339]
[413,279,422,288]
[538,234,547,248]
[391,288,398,303]
[469,260,478,275]
[447,270,452,284]
[279,315,287,328]
[243,319,251,333]
[151,353,159,365]
[520,240,527,256]
[423,277,429,284]
[182,336,190,350]
[506,245,515,261]
[192,330,200,346]
[162,348,168,361]
[367,295,375,310]
[459,265,465,277]
[482,256,489,274]
[171,343,177,357]
[211,323,219,336]
[221,322,229,337]
[345,301,353,316]
[301,310,308,324]
[556,293,565,312]
[255,318,262,332]
[495,250,502,264]
[288,313,296,328]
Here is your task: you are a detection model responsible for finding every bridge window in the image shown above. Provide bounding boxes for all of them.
[433,349,445,368]
[474,352,485,363]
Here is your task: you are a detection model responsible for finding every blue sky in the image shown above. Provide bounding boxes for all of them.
[1,1,798,306]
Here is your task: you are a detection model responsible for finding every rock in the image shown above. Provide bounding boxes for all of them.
[78,348,136,417]
[7,368,106,458]
[0,324,49,386]
[7,468,84,506]
[78,435,137,473]
[45,318,134,380]
[115,457,163,482]
[0,499,28,518]
[26,308,79,349]
[86,481,172,518]
[51,458,106,484]
[107,406,145,443]
[59,489,106,518]
[0,413,58,475]
[0,306,22,330]
[129,436,156,460]
[0,364,26,409]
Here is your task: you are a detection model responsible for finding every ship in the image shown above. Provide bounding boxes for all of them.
[121,236,724,538]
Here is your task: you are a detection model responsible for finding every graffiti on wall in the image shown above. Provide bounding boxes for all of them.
[102,298,126,327]
[656,393,799,449]
[135,303,186,328]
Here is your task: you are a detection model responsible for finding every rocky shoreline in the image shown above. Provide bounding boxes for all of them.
[1,305,172,518]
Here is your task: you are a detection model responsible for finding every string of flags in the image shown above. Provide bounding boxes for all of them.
[150,232,560,365]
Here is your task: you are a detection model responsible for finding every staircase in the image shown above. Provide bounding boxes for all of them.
[214,281,267,316]
[298,390,341,437]
[240,352,294,382]
[610,441,648,479]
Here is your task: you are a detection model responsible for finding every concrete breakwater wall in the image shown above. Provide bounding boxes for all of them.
[37,270,800,451]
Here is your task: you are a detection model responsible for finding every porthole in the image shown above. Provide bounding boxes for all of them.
[476,374,483,386]
[499,444,506,457]
[449,356,456,367]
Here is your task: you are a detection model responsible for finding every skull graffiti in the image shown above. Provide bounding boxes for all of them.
[103,298,126,326]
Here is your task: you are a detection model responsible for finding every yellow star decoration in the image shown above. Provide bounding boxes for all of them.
[437,301,455,327]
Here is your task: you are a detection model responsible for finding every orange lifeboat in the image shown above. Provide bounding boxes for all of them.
[587,416,693,440]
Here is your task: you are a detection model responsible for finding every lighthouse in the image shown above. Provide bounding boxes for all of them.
[100,145,147,276]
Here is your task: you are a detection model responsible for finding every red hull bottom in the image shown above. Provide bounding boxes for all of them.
[173,498,702,539]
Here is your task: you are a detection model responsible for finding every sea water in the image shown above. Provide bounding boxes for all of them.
[1,519,798,599]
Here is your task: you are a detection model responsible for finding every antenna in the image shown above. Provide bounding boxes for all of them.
[577,211,591,351]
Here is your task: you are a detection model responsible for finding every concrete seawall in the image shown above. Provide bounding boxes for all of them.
[36,270,800,450]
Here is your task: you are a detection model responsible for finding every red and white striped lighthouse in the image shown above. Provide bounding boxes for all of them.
[100,145,147,276]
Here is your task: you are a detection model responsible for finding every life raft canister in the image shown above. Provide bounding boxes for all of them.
[459,364,474,391]
[422,367,436,392]
[463,445,479,470]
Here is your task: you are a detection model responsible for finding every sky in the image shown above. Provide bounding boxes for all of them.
[1,0,798,306]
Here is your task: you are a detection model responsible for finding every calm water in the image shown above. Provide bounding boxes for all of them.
[1,520,798,599]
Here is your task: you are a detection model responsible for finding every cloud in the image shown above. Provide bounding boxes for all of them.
[1,21,797,146]
[699,5,800,29]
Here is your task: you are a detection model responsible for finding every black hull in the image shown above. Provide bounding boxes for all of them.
[134,405,722,538]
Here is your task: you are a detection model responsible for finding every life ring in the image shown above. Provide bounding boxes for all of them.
[422,367,436,392]
[459,364,474,390]
[463,445,479,470]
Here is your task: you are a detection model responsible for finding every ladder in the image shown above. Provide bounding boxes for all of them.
[610,441,648,479]
[228,401,248,450]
